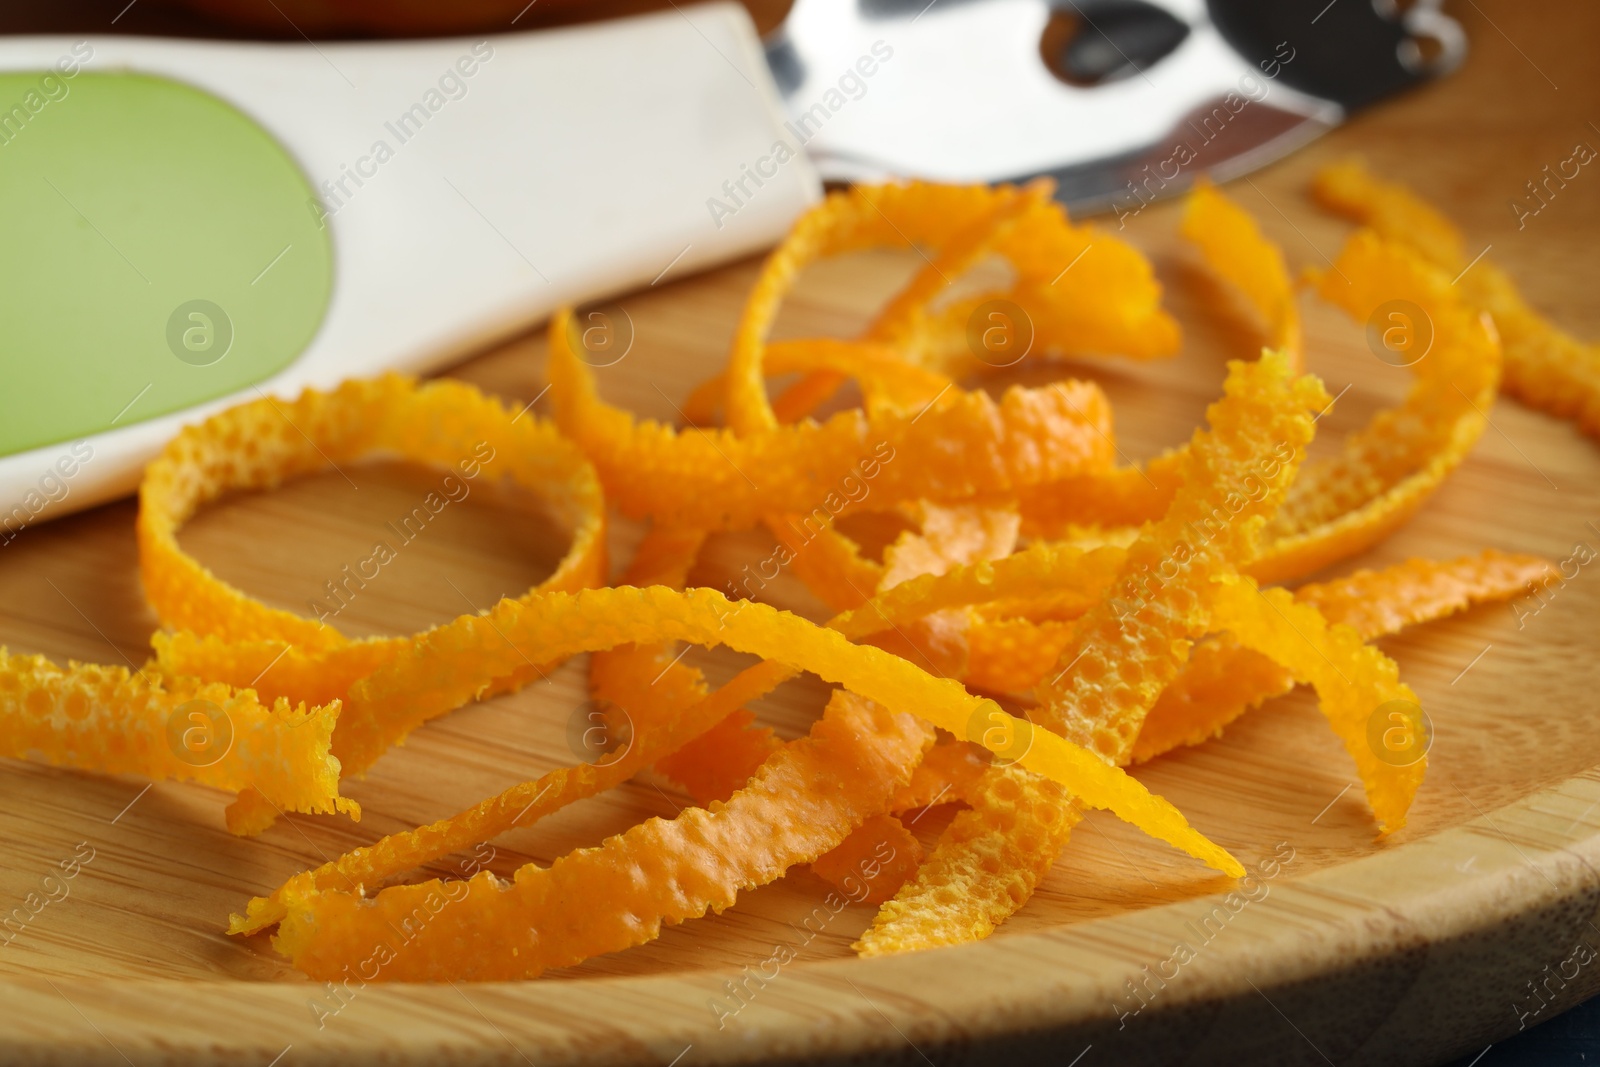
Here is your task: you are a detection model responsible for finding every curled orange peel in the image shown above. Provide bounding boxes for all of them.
[723,181,1178,437]
[138,374,607,808]
[549,306,1115,531]
[1252,229,1502,582]
[857,768,1078,956]
[1313,157,1600,438]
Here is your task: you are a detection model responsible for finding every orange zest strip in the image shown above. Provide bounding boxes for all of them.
[1181,181,1303,369]
[1033,350,1325,756]
[1313,157,1600,439]
[271,692,931,980]
[233,649,791,937]
[1207,575,1423,833]
[1132,550,1550,762]
[857,768,1078,956]
[1292,549,1550,638]
[0,648,348,818]
[1252,230,1502,583]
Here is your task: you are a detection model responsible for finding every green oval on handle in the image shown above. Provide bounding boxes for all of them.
[0,69,333,456]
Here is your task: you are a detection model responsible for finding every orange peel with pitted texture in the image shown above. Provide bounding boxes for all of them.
[0,648,350,819]
[1313,157,1600,439]
[138,374,606,831]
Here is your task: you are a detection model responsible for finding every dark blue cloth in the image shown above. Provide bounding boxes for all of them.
[1442,997,1600,1065]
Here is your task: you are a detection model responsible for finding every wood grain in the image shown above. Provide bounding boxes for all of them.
[2,1,1599,1063]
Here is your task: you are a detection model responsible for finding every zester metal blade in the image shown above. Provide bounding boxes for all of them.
[766,0,1465,217]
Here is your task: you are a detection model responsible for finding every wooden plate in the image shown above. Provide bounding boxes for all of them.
[3,3,1599,1063]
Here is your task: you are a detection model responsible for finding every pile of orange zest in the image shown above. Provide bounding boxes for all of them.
[57,169,1535,978]
[236,584,1240,944]
[1132,550,1551,762]
[1313,157,1600,438]
[0,648,349,818]
[138,374,606,830]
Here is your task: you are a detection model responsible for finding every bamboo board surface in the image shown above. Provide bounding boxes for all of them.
[1,1,1599,1063]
